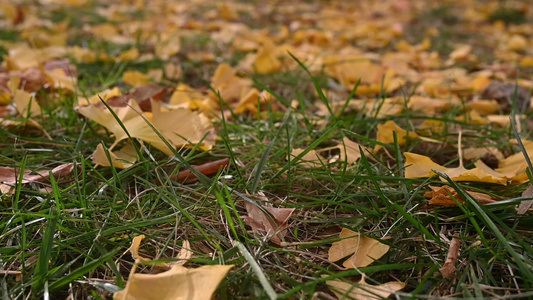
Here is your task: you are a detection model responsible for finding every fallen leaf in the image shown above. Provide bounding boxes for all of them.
[518,184,533,215]
[328,228,389,269]
[13,89,41,117]
[290,148,326,168]
[404,152,507,185]
[318,137,365,164]
[123,70,150,86]
[440,236,461,279]
[424,185,499,206]
[0,163,75,184]
[242,201,295,245]
[166,158,230,184]
[151,100,216,150]
[77,99,173,155]
[323,275,405,300]
[92,143,137,169]
[374,120,418,153]
[115,235,230,300]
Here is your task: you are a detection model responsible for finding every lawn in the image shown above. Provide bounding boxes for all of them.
[1,0,533,299]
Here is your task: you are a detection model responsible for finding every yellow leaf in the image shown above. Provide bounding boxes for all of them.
[467,100,500,115]
[92,143,137,169]
[118,48,140,62]
[455,109,486,125]
[290,148,326,168]
[318,138,365,165]
[448,44,472,63]
[463,147,504,161]
[77,87,122,107]
[44,68,77,92]
[404,152,507,185]
[77,100,173,155]
[218,3,238,20]
[323,275,405,300]
[470,76,492,92]
[123,71,150,86]
[13,89,41,117]
[374,120,418,153]
[115,236,230,300]
[328,228,390,269]
[338,137,364,164]
[496,140,533,181]
[151,100,216,150]
[253,42,281,74]
[508,35,527,52]
[519,56,533,68]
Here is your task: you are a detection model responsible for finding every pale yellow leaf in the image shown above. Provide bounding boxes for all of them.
[323,275,405,300]
[290,148,325,168]
[92,143,137,169]
[77,100,173,155]
[151,100,216,150]
[328,228,390,269]
[13,89,41,117]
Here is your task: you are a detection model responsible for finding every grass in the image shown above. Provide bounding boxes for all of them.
[2,0,533,299]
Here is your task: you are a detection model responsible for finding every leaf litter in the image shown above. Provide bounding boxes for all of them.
[1,0,533,298]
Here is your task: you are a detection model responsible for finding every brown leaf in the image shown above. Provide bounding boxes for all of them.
[242,201,295,245]
[0,163,75,185]
[170,158,230,184]
[440,236,461,279]
[104,83,171,112]
[425,185,499,206]
[518,184,533,215]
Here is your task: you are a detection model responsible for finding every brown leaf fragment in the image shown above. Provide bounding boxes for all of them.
[0,163,76,185]
[440,236,461,279]
[425,185,499,206]
[102,84,171,112]
[518,184,533,215]
[171,158,230,184]
[242,201,295,245]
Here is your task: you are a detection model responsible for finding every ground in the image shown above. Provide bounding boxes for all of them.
[1,0,533,299]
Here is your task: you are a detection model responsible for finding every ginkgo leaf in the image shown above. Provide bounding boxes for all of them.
[318,138,365,164]
[328,228,389,269]
[92,143,137,169]
[404,152,507,185]
[253,41,282,74]
[13,89,41,117]
[322,275,405,300]
[290,148,326,168]
[151,100,216,150]
[123,70,150,86]
[77,99,173,155]
[374,120,418,153]
[115,235,231,300]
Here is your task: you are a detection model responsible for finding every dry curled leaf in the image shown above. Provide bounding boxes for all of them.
[424,185,499,206]
[440,236,461,279]
[242,201,295,245]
